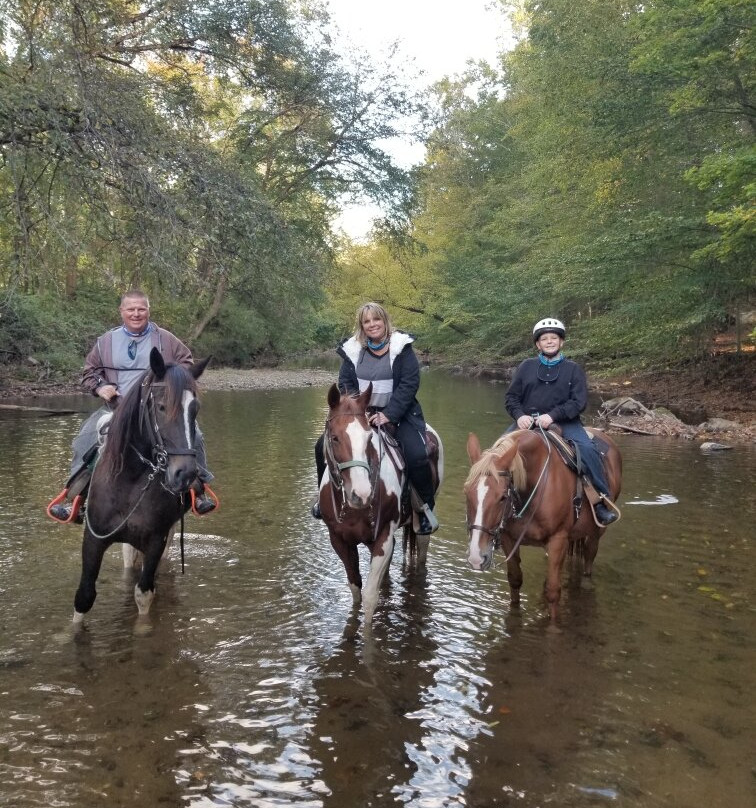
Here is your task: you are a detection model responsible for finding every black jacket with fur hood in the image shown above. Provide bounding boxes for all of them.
[336,331,426,432]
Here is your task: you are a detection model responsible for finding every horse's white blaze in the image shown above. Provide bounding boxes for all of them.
[344,419,373,502]
[181,390,195,448]
[467,478,490,569]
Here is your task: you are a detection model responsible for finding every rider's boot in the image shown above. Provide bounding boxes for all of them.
[409,462,438,535]
[49,499,83,523]
[193,481,217,515]
[417,502,439,535]
[48,467,91,523]
[595,499,618,526]
[311,499,322,520]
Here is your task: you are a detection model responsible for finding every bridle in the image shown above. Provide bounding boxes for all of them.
[323,411,380,525]
[467,431,553,562]
[466,469,516,548]
[135,378,198,473]
[85,376,198,545]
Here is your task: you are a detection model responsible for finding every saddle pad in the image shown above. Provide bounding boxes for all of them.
[545,430,579,473]
[377,428,405,472]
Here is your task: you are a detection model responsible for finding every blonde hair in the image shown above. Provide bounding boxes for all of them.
[353,302,393,347]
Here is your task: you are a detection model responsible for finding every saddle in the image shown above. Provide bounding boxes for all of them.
[375,426,441,514]
[542,427,609,520]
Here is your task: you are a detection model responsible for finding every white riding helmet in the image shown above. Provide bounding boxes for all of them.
[533,317,566,341]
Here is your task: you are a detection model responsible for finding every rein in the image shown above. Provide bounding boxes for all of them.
[85,379,192,564]
[467,425,553,562]
[323,411,380,528]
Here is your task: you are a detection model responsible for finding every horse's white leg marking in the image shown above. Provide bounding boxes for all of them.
[181,390,194,448]
[350,583,362,605]
[122,543,139,569]
[467,478,490,569]
[72,611,85,625]
[134,584,155,616]
[362,531,396,621]
[345,420,372,502]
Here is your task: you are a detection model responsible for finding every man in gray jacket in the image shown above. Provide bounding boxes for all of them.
[49,290,215,521]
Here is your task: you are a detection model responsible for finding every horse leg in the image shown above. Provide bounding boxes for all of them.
[330,536,363,606]
[544,534,568,627]
[505,550,523,609]
[73,533,109,623]
[363,531,395,623]
[415,533,430,566]
[134,537,167,615]
[122,542,140,570]
[581,533,601,587]
[403,525,429,567]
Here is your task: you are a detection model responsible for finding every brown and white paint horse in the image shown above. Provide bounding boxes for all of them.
[319,383,443,623]
[465,429,622,627]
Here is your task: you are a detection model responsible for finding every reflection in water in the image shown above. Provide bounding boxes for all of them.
[0,372,754,807]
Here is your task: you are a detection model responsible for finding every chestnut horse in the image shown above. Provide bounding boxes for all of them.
[73,348,209,625]
[319,383,443,623]
[465,428,622,626]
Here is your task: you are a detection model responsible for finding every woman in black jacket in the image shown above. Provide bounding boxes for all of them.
[313,302,438,534]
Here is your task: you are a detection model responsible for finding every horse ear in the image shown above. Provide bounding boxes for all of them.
[327,383,341,408]
[467,432,482,464]
[357,381,373,409]
[150,347,167,379]
[191,355,212,380]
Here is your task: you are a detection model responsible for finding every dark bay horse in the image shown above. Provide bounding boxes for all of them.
[465,428,622,626]
[319,383,443,623]
[73,347,210,625]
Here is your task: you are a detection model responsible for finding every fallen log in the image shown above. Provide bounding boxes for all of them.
[608,420,657,436]
[0,403,78,417]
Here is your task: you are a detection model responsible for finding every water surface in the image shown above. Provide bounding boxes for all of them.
[1,370,754,807]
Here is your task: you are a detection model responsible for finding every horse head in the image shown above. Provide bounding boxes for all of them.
[325,382,376,509]
[464,432,522,571]
[138,348,211,494]
[98,348,209,492]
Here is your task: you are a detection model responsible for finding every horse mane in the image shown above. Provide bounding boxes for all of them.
[464,435,527,492]
[97,363,198,480]
[332,389,369,417]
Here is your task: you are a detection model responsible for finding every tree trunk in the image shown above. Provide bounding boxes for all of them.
[190,274,227,344]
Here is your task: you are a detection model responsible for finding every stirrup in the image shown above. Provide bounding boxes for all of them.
[47,489,83,524]
[416,504,439,535]
[190,484,219,516]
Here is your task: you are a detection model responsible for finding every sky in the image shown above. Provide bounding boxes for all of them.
[324,0,515,238]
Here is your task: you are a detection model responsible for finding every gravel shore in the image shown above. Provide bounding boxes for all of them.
[199,367,335,390]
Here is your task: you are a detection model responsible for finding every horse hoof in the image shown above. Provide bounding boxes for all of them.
[133,617,154,637]
[342,616,360,641]
[546,621,563,635]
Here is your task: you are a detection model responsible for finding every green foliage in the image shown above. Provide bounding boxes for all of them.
[334,0,754,366]
[0,0,422,364]
[0,288,114,373]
